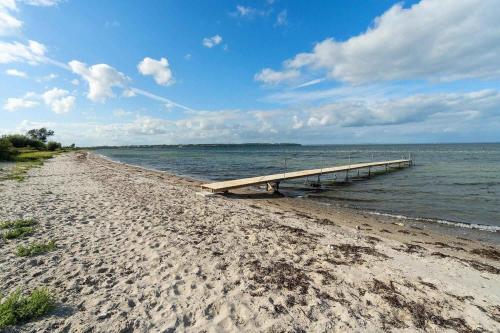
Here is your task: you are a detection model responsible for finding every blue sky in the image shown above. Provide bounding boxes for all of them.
[1,0,499,145]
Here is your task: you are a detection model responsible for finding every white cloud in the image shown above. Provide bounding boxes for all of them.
[137,57,174,86]
[42,87,75,114]
[254,68,300,85]
[0,40,46,64]
[22,0,61,6]
[5,68,27,77]
[3,88,74,113]
[70,79,79,85]
[236,5,255,17]
[0,0,60,35]
[275,10,287,27]
[301,89,500,128]
[202,35,222,48]
[68,60,128,102]
[231,4,272,19]
[3,92,38,112]
[8,89,500,145]
[113,108,132,117]
[261,0,500,84]
[35,72,57,82]
[0,0,22,35]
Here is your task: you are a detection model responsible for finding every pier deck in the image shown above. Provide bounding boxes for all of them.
[201,159,412,193]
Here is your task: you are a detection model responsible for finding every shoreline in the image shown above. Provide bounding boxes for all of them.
[95,151,500,245]
[1,152,499,332]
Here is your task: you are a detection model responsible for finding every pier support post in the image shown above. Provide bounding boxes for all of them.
[368,167,371,177]
[266,181,281,193]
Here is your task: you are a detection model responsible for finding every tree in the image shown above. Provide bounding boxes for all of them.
[26,128,54,143]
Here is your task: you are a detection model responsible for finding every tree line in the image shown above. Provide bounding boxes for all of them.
[0,128,75,161]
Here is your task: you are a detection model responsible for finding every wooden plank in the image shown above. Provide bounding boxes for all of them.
[201,159,411,192]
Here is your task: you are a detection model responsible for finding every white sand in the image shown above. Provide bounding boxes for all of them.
[1,152,499,332]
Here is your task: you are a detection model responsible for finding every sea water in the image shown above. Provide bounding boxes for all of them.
[94,143,500,239]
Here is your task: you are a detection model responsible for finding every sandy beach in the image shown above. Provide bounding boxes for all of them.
[1,152,499,332]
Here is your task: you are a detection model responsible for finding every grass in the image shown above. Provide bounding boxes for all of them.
[0,288,55,329]
[0,150,61,182]
[0,219,37,229]
[16,240,56,257]
[14,150,60,162]
[3,227,34,240]
[1,219,37,240]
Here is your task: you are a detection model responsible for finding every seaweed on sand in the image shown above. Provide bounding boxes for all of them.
[431,252,500,274]
[470,248,500,261]
[324,243,389,265]
[370,279,475,332]
[247,259,311,295]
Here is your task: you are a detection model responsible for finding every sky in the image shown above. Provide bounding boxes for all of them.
[1,0,499,146]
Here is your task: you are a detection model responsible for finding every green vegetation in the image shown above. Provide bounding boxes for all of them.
[0,288,55,329]
[14,150,60,162]
[16,240,56,257]
[0,127,77,163]
[0,219,37,229]
[1,219,37,240]
[0,151,59,182]
[3,227,35,240]
[0,138,16,161]
[46,141,62,151]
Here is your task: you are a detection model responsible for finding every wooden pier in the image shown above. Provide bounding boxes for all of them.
[201,158,412,193]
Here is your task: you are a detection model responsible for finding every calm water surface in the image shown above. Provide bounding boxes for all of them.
[95,144,500,237]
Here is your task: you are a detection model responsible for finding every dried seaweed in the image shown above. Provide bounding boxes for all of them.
[370,279,475,332]
[470,248,500,261]
[324,244,389,265]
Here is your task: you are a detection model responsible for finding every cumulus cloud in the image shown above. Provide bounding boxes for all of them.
[3,92,38,111]
[68,60,128,102]
[42,87,75,113]
[202,35,222,48]
[254,68,300,85]
[259,0,500,84]
[0,40,46,64]
[3,87,75,113]
[137,57,174,86]
[5,68,27,77]
[8,89,500,145]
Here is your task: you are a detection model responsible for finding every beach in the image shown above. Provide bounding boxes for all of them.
[1,152,499,332]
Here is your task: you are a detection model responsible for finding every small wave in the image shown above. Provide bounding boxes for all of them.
[307,194,379,203]
[452,181,500,186]
[367,211,500,232]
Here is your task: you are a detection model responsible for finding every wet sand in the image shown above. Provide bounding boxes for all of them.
[1,152,499,332]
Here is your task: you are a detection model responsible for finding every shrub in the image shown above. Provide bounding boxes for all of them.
[3,134,29,148]
[0,138,16,161]
[46,141,61,151]
[0,288,55,329]
[17,240,56,257]
[3,135,45,150]
[26,139,46,150]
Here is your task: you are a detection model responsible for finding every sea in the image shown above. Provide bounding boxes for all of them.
[94,143,500,243]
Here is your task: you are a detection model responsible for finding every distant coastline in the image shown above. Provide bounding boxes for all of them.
[84,143,302,149]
